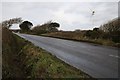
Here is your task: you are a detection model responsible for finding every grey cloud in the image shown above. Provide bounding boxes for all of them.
[2,2,118,31]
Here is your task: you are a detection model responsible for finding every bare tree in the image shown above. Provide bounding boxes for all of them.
[99,18,120,33]
[1,17,22,28]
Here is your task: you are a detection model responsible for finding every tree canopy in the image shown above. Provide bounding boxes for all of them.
[99,18,120,42]
[100,18,120,33]
[32,21,60,34]
[19,21,33,32]
[49,22,60,28]
[1,17,22,28]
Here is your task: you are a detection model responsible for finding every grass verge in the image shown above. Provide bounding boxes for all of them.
[17,35,92,78]
[41,33,120,48]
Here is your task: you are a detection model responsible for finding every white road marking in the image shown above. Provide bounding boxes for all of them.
[109,55,120,59]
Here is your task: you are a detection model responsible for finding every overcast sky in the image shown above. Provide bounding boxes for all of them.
[1,1,118,31]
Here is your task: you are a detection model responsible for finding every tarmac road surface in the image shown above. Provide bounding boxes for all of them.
[16,33,119,78]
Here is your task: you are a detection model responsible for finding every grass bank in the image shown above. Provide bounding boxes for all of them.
[2,27,93,79]
[2,27,27,78]
[41,32,120,48]
[19,39,91,78]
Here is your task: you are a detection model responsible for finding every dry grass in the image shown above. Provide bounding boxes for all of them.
[42,31,118,47]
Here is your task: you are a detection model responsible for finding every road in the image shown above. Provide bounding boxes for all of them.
[16,33,119,78]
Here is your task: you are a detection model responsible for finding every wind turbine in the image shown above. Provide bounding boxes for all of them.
[92,10,95,16]
[89,8,95,27]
